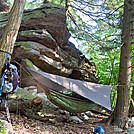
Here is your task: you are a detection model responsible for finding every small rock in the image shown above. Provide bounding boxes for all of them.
[24,86,37,91]
[85,111,93,116]
[80,113,90,120]
[68,116,83,123]
[83,114,90,120]
[49,118,56,123]
[126,127,134,134]
[36,93,48,101]
[114,126,124,132]
[59,109,69,115]
[56,116,64,122]
[130,117,134,127]
[24,124,30,129]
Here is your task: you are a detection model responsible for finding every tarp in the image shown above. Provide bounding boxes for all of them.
[28,68,113,111]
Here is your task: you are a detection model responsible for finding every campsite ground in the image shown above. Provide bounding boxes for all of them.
[0,105,124,134]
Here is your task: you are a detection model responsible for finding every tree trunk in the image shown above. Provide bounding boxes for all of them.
[113,0,134,128]
[0,0,26,77]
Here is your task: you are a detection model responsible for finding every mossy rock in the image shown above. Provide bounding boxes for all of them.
[18,29,55,41]
[15,42,32,51]
[41,3,65,15]
[8,87,35,101]
[23,3,65,22]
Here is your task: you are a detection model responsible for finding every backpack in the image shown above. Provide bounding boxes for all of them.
[0,62,19,97]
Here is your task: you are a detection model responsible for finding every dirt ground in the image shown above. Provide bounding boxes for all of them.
[0,105,125,134]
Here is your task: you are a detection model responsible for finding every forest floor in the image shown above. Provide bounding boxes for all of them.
[0,105,125,134]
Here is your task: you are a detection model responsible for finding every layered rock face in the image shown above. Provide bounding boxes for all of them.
[0,3,98,85]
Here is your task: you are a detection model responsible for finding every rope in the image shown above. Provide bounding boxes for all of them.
[15,63,22,122]
[0,50,11,55]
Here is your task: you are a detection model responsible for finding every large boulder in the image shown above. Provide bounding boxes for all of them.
[0,3,98,86]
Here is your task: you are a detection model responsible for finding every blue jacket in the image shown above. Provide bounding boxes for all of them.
[94,126,105,134]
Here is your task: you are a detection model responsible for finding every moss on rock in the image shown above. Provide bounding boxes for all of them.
[8,87,35,101]
[18,29,55,41]
[15,42,32,51]
[41,3,65,15]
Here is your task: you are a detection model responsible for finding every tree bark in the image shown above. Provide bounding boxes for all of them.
[0,0,26,77]
[113,0,134,128]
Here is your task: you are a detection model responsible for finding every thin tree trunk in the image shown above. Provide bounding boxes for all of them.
[0,0,26,77]
[113,0,134,128]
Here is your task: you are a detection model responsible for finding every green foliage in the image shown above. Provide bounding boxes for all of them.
[25,0,43,9]
[94,50,120,85]
[66,0,124,87]
[7,0,14,6]
[65,0,124,108]
[0,121,7,134]
[7,0,44,9]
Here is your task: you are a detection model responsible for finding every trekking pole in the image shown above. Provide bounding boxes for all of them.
[0,73,5,96]
[4,99,11,124]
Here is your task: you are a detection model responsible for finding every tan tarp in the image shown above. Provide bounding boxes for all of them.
[28,68,113,111]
